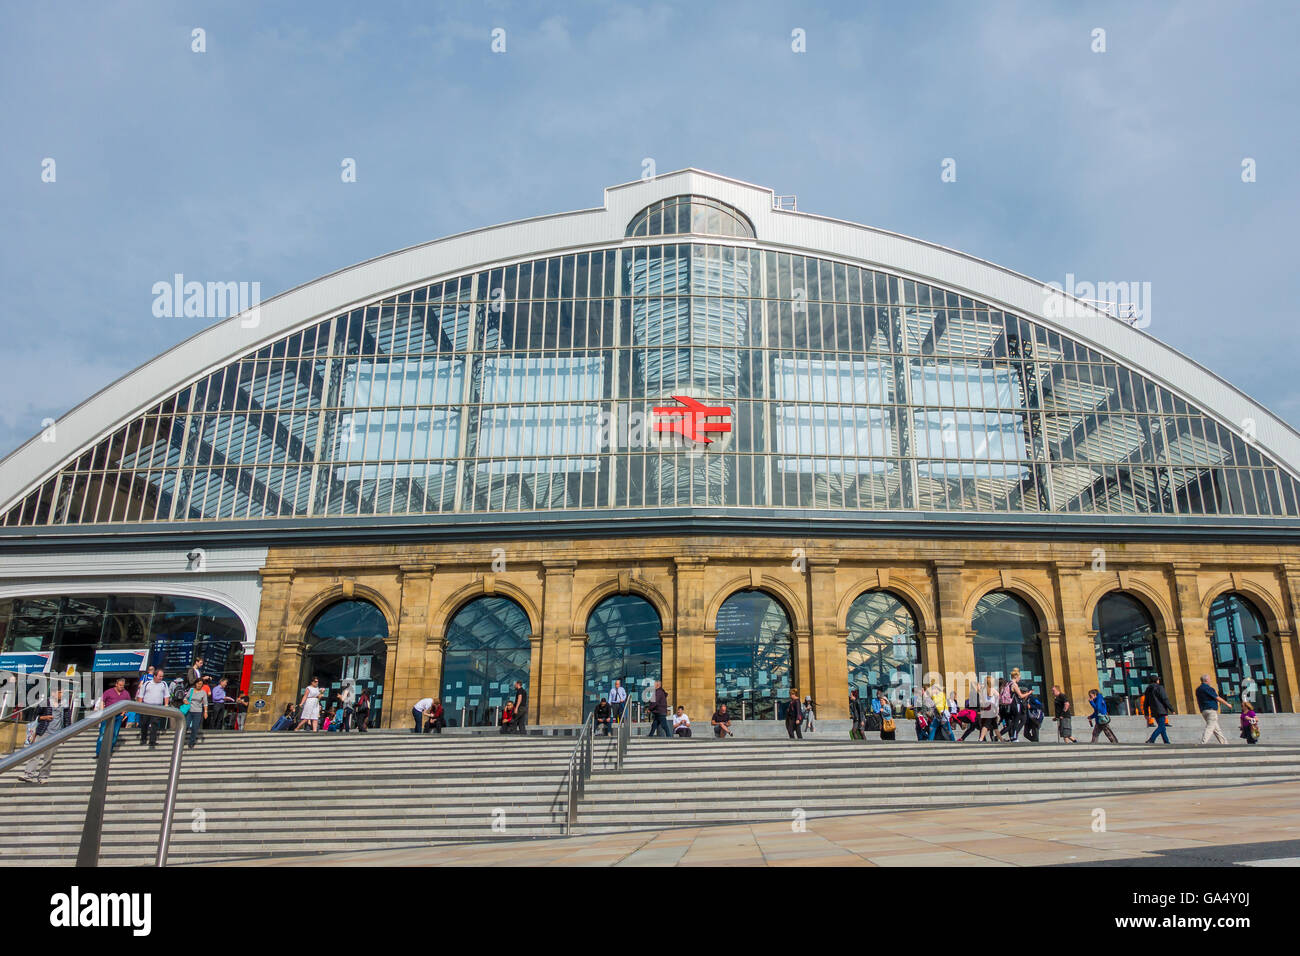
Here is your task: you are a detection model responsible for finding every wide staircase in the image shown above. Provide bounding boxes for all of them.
[577,735,1300,834]
[2,730,1298,864]
[0,732,577,866]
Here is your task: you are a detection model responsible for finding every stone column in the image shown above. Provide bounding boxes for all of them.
[540,561,579,724]
[1272,565,1300,712]
[394,564,436,725]
[672,557,712,724]
[931,560,971,694]
[250,570,294,728]
[1051,562,1096,707]
[807,558,848,718]
[380,636,399,728]
[1169,562,1212,711]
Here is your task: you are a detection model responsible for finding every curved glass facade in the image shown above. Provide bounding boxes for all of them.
[440,596,531,727]
[7,242,1299,526]
[0,593,244,686]
[1092,592,1161,715]
[972,591,1045,691]
[845,590,920,705]
[582,594,661,718]
[1208,592,1278,712]
[300,599,388,725]
[715,589,792,720]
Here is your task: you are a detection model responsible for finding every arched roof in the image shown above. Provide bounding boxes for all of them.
[2,168,1298,527]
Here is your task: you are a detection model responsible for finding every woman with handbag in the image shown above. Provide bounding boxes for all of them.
[877,693,896,741]
[355,690,370,732]
[1087,689,1119,743]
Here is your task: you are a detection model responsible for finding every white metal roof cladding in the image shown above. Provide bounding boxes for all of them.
[1,168,1297,515]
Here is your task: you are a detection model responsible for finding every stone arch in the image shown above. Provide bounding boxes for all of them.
[291,582,398,645]
[962,576,1057,636]
[705,574,808,634]
[571,575,671,640]
[1081,580,1178,640]
[430,578,541,642]
[837,579,935,635]
[1199,579,1287,634]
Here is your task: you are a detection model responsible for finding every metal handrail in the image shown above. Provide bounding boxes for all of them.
[616,696,632,771]
[0,700,186,867]
[562,711,595,834]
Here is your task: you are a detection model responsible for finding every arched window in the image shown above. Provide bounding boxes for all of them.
[846,590,920,708]
[625,195,755,238]
[972,592,1045,692]
[1092,592,1161,715]
[441,596,532,727]
[715,590,792,720]
[1208,592,1279,712]
[583,594,662,719]
[301,600,388,725]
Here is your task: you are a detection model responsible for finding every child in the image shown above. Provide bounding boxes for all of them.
[1240,704,1260,744]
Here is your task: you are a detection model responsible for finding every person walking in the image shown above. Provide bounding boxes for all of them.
[1086,689,1119,743]
[647,680,671,738]
[19,689,66,784]
[512,681,529,735]
[1143,675,1173,744]
[1003,668,1031,742]
[411,696,433,733]
[95,677,131,757]
[186,657,204,689]
[294,677,323,732]
[609,679,628,724]
[801,695,816,734]
[1023,687,1044,742]
[354,690,370,732]
[978,674,1000,742]
[785,690,804,740]
[848,688,866,740]
[877,693,897,741]
[337,680,355,733]
[138,671,171,749]
[183,680,208,749]
[1052,685,1077,743]
[1195,674,1232,745]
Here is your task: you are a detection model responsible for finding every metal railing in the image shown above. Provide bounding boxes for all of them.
[0,700,186,867]
[561,711,595,834]
[616,698,632,771]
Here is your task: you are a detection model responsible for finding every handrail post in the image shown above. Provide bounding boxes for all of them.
[156,712,185,867]
[75,718,117,867]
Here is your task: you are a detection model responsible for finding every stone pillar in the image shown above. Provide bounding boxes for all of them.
[807,558,848,718]
[526,634,543,726]
[250,570,294,729]
[672,557,713,724]
[1272,565,1300,712]
[1169,562,1212,711]
[394,564,436,725]
[540,561,579,724]
[931,560,971,695]
[425,638,448,708]
[380,636,398,728]
[1052,563,1096,707]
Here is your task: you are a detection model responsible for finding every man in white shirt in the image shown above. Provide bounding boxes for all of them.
[672,706,692,738]
[412,696,434,733]
[609,680,628,723]
[139,670,171,749]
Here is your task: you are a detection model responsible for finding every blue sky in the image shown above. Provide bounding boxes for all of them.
[1,0,1297,457]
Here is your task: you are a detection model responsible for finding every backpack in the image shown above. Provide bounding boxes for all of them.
[999,683,1013,705]
[1027,698,1044,723]
[169,683,188,707]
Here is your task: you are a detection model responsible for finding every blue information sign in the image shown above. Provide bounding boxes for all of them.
[93,649,148,673]
[0,652,54,674]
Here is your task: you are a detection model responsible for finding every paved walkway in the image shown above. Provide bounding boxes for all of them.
[219,780,1300,867]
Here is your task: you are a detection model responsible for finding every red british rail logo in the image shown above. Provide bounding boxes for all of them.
[652,395,733,444]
